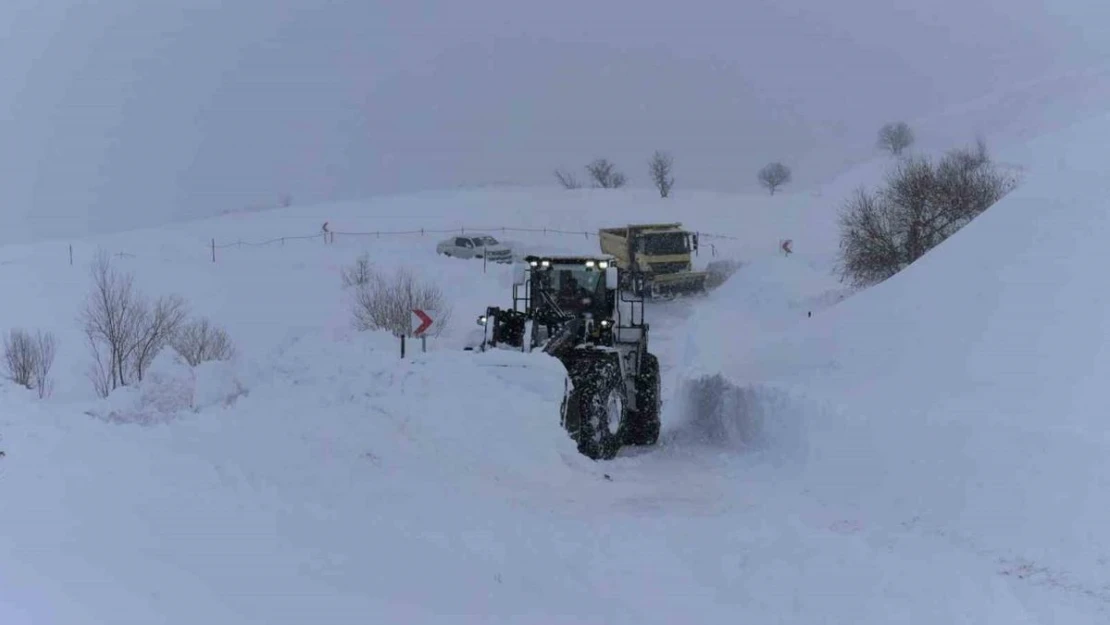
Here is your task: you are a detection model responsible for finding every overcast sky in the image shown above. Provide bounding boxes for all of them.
[1,0,1107,241]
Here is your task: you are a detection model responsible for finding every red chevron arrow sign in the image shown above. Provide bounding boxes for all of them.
[411,309,435,337]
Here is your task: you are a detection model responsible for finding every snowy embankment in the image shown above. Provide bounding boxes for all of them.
[674,111,1110,618]
[0,328,604,624]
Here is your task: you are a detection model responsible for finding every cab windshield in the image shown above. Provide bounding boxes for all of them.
[549,267,602,293]
[535,265,608,316]
[638,232,689,255]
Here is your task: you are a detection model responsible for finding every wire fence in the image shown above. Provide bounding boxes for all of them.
[206,225,741,260]
[212,225,741,248]
[28,224,744,269]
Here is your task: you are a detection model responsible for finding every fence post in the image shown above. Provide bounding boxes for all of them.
[211,238,216,262]
[69,244,73,266]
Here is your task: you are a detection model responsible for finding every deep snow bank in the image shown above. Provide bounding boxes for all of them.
[0,328,598,624]
[680,111,1110,610]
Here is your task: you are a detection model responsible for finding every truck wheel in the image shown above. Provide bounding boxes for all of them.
[574,358,626,460]
[625,352,661,446]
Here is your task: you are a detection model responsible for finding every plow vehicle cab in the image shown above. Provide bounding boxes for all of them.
[476,255,661,459]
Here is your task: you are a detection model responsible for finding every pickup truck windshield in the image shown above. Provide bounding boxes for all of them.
[638,232,689,255]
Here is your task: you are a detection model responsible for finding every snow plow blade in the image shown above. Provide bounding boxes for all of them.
[647,271,710,297]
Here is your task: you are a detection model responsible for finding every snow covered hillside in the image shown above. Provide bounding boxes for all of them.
[678,111,1110,620]
[3,109,1110,623]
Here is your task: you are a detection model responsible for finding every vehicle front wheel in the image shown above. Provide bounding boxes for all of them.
[573,357,626,460]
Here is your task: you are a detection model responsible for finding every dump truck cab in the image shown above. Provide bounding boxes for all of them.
[598,223,708,297]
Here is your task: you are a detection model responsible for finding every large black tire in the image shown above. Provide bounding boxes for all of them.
[570,356,626,460]
[625,352,661,446]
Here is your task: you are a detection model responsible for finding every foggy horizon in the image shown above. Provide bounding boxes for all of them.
[2,0,1108,242]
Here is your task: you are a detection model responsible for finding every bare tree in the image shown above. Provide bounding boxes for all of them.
[130,294,189,382]
[878,121,915,156]
[648,151,674,198]
[172,317,236,366]
[340,253,374,289]
[33,331,56,399]
[5,329,57,398]
[352,267,452,338]
[4,329,37,389]
[87,335,113,399]
[80,251,146,395]
[554,168,582,190]
[585,159,627,189]
[838,139,1017,287]
[757,162,792,195]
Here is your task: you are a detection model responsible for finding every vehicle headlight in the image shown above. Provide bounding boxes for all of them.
[585,260,596,268]
[541,260,551,267]
[598,261,609,268]
[599,319,613,328]
[529,260,539,267]
[477,315,488,326]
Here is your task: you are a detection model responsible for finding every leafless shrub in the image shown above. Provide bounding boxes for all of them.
[585,158,627,189]
[32,331,56,399]
[340,253,374,289]
[79,251,191,396]
[838,138,1018,287]
[81,251,145,396]
[757,162,792,195]
[878,121,915,156]
[4,329,55,398]
[131,294,188,382]
[554,168,582,190]
[649,150,674,198]
[352,267,452,338]
[4,329,36,389]
[172,317,236,366]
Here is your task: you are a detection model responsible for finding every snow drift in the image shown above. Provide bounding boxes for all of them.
[681,111,1110,615]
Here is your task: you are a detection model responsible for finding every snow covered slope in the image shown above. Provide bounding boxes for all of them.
[678,111,1110,620]
[3,108,1110,623]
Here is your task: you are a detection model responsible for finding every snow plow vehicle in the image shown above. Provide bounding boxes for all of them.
[598,223,709,298]
[476,255,661,459]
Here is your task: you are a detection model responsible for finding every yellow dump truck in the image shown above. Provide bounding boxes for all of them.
[598,223,709,297]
